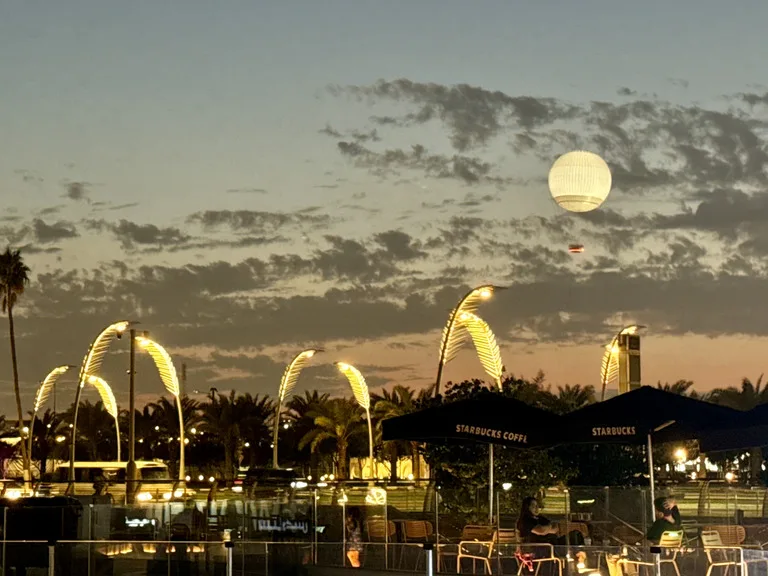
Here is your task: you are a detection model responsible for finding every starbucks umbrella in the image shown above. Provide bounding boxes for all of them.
[382,389,558,521]
[549,386,740,518]
[698,403,768,452]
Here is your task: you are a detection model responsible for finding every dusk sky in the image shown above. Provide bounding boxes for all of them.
[2,1,768,410]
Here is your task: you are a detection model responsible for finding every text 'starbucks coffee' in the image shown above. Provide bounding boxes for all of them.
[455,424,528,444]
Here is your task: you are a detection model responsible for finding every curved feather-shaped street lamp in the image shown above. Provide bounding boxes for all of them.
[599,324,645,401]
[28,365,75,468]
[85,375,121,461]
[273,349,321,469]
[457,311,506,523]
[134,335,186,481]
[69,321,132,483]
[435,285,501,396]
[458,312,504,389]
[336,362,374,479]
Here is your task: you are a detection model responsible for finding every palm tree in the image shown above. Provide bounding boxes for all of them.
[553,384,595,414]
[656,380,699,398]
[0,248,31,479]
[373,385,432,481]
[29,409,61,477]
[129,406,161,460]
[149,395,201,477]
[235,393,274,468]
[710,376,768,480]
[201,391,240,481]
[299,398,365,480]
[287,391,330,474]
[61,400,119,461]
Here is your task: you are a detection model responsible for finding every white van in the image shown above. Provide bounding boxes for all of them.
[47,461,175,502]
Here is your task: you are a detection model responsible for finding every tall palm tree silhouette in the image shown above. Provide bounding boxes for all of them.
[0,248,31,479]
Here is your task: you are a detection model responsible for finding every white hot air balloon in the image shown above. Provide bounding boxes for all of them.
[547,150,612,255]
[548,150,612,213]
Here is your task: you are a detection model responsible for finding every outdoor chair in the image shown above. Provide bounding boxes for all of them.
[703,528,768,575]
[701,530,742,576]
[515,542,563,576]
[440,525,494,573]
[704,526,747,547]
[616,531,683,576]
[399,520,432,570]
[456,528,518,575]
[366,517,397,568]
[366,517,397,541]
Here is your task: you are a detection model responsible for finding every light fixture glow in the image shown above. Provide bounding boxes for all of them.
[69,320,133,484]
[336,362,375,478]
[273,348,321,469]
[85,374,121,461]
[457,311,504,389]
[435,285,501,396]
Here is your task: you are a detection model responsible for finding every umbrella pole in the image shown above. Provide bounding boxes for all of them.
[488,444,494,524]
[647,434,656,520]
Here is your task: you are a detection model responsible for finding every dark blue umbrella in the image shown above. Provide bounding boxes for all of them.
[548,386,741,518]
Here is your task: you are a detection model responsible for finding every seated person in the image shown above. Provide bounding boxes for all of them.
[647,497,681,544]
[517,496,585,546]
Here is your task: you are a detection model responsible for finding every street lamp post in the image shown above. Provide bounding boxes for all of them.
[434,285,501,397]
[600,324,646,401]
[28,366,74,473]
[337,363,374,479]
[127,328,139,503]
[273,349,321,469]
[134,335,187,482]
[68,321,132,493]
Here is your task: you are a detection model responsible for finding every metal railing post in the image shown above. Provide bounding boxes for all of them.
[48,540,56,576]
[424,542,434,576]
[2,506,7,576]
[225,540,234,576]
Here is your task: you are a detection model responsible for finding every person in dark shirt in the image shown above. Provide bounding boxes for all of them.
[646,497,682,544]
[517,497,584,545]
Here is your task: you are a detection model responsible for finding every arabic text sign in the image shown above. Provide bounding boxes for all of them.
[455,424,528,444]
[256,518,309,534]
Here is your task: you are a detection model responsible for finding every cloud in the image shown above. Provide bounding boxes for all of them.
[336,141,505,185]
[187,210,332,233]
[328,79,768,198]
[63,181,93,202]
[84,219,190,251]
[31,219,78,244]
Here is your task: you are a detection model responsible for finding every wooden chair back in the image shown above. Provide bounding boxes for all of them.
[703,525,746,547]
[403,520,430,541]
[366,518,396,541]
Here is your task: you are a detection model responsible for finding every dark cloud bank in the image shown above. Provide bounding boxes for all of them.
[4,79,768,403]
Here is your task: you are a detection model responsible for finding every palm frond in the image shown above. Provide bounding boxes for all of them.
[33,365,74,413]
[278,349,321,404]
[600,344,619,388]
[135,336,180,397]
[438,285,497,367]
[337,363,370,412]
[458,311,504,388]
[85,375,119,420]
[77,321,130,385]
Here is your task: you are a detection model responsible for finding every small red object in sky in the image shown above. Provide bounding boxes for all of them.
[568,244,585,254]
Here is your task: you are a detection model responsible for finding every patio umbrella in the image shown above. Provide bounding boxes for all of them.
[548,386,740,517]
[382,389,558,521]
[697,403,768,452]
